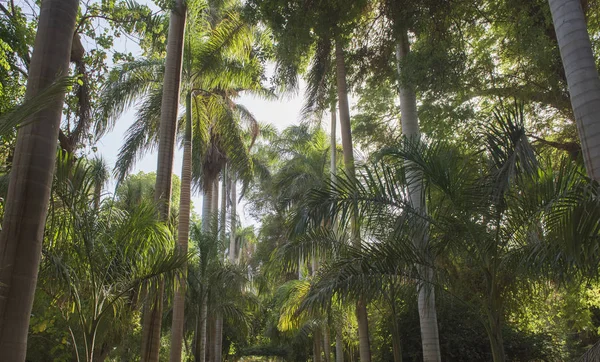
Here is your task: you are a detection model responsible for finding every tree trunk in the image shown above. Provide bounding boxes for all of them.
[335,323,344,362]
[548,0,600,181]
[229,178,237,264]
[391,319,403,362]
[194,294,209,362]
[214,313,223,362]
[485,306,506,362]
[330,102,337,181]
[220,167,227,257]
[396,31,441,362]
[144,1,186,360]
[335,35,371,362]
[229,177,237,263]
[314,328,323,362]
[195,181,214,362]
[169,92,193,362]
[0,1,78,359]
[212,177,219,236]
[323,324,331,362]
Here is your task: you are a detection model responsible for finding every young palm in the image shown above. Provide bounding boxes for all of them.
[41,153,186,362]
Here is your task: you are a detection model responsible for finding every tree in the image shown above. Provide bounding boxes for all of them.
[0,1,79,360]
[141,0,187,358]
[41,153,184,362]
[548,0,600,181]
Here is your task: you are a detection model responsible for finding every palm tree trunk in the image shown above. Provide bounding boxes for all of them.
[169,92,193,362]
[214,313,223,362]
[314,327,323,362]
[144,1,187,360]
[485,309,506,362]
[195,181,214,362]
[335,35,371,362]
[0,1,78,359]
[330,102,337,181]
[229,177,237,263]
[207,314,215,362]
[212,177,219,235]
[335,324,344,362]
[220,166,227,256]
[548,0,600,181]
[396,31,441,362]
[154,0,186,216]
[323,324,331,362]
[194,293,209,362]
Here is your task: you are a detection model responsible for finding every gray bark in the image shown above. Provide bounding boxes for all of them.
[0,1,78,359]
[549,0,600,181]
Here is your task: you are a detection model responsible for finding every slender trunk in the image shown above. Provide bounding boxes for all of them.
[335,324,344,362]
[391,321,402,362]
[323,324,331,362]
[229,177,237,263]
[195,182,214,362]
[0,0,78,359]
[207,314,214,362]
[330,102,337,182]
[396,31,441,362]
[486,311,506,362]
[214,313,223,362]
[212,177,219,236]
[141,282,165,362]
[144,1,186,360]
[220,167,227,258]
[169,92,193,362]
[335,35,371,362]
[548,0,600,181]
[194,294,208,362]
[314,328,323,362]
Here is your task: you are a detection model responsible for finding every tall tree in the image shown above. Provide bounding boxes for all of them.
[169,91,193,362]
[392,10,441,359]
[142,0,187,360]
[548,0,600,181]
[0,0,79,360]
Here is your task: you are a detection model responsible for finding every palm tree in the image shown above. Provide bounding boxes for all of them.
[301,104,599,362]
[548,0,600,181]
[0,0,79,359]
[141,0,187,358]
[43,153,185,362]
[170,91,193,362]
[392,21,441,362]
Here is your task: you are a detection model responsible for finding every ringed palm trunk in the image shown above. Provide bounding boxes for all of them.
[314,327,323,362]
[548,0,600,181]
[143,1,186,361]
[334,35,371,362]
[323,324,331,362]
[195,180,215,362]
[229,177,237,263]
[335,323,344,362]
[396,30,441,362]
[169,92,193,362]
[0,0,78,359]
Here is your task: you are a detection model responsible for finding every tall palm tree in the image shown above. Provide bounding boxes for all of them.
[170,91,193,362]
[0,0,79,359]
[393,24,441,362]
[548,0,600,181]
[141,0,187,359]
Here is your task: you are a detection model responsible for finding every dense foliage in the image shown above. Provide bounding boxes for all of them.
[0,0,600,362]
